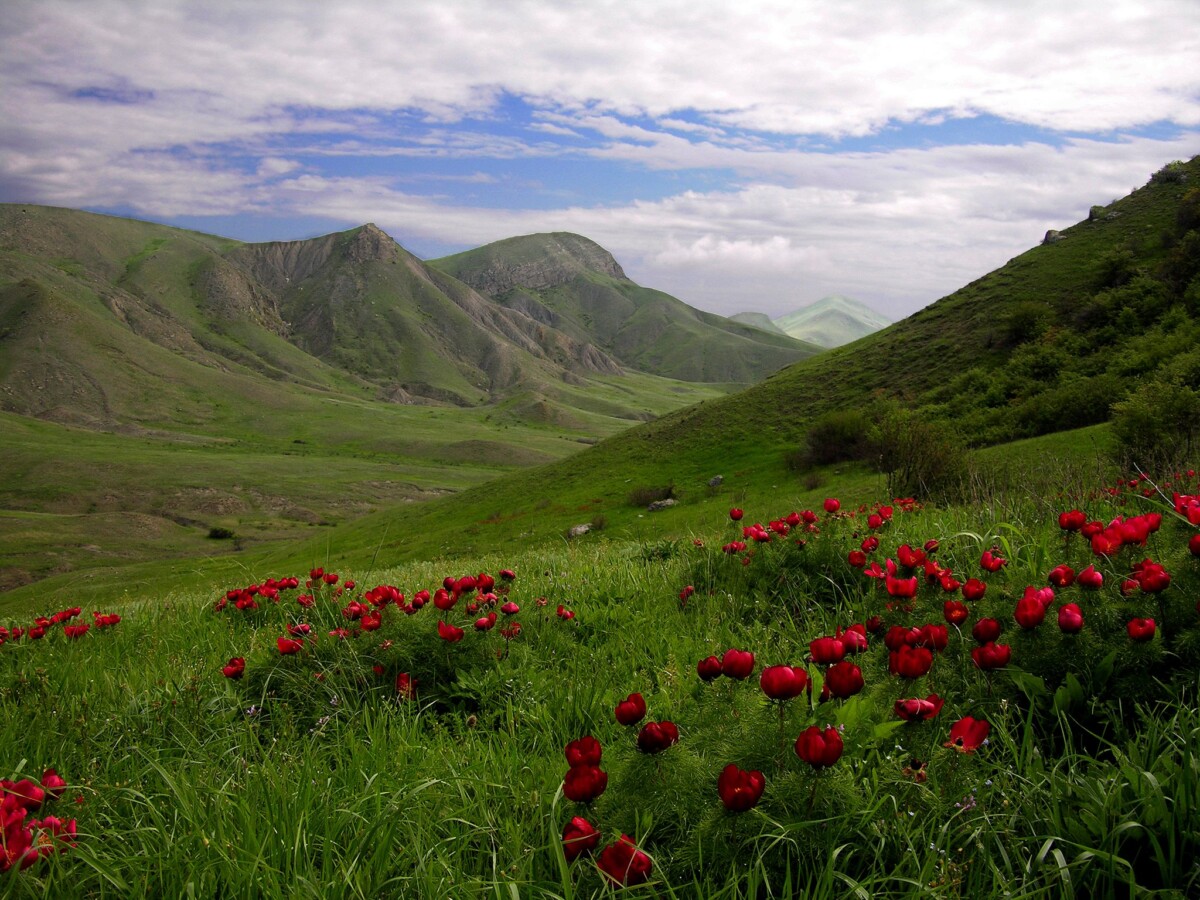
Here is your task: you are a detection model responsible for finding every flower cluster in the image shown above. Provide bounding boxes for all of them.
[1,769,76,873]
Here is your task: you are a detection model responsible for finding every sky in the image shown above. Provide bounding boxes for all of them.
[2,1,1199,320]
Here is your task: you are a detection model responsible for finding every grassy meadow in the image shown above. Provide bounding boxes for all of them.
[2,443,1198,896]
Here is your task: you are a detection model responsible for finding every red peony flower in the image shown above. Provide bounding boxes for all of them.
[1076,565,1103,590]
[980,550,1007,572]
[596,834,652,886]
[721,648,755,680]
[1013,595,1046,629]
[729,508,744,521]
[561,816,600,862]
[795,725,843,768]
[961,578,987,602]
[1058,603,1084,634]
[565,736,602,768]
[697,655,723,682]
[837,624,869,654]
[1048,564,1076,588]
[1127,617,1156,642]
[395,672,416,700]
[890,645,933,679]
[847,550,867,568]
[971,642,1011,670]
[759,665,809,701]
[437,620,465,643]
[823,498,841,514]
[1058,509,1087,531]
[717,764,765,812]
[894,694,944,721]
[945,716,990,753]
[276,636,303,655]
[39,770,67,800]
[221,657,246,679]
[824,660,864,698]
[562,765,608,803]
[972,617,1002,644]
[809,636,845,665]
[943,600,969,626]
[636,721,679,754]
[614,693,647,726]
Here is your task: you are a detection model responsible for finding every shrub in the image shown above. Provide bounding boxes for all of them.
[207,527,236,540]
[627,483,674,507]
[1110,377,1200,472]
[795,408,873,468]
[871,403,967,499]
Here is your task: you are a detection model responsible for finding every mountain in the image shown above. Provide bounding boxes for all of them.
[430,233,822,384]
[728,312,788,335]
[772,295,893,347]
[269,155,1200,564]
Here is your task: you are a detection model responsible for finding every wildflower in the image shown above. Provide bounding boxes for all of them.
[614,693,647,726]
[561,816,600,862]
[636,721,679,754]
[759,665,809,701]
[945,716,990,753]
[596,834,652,886]
[795,726,843,769]
[717,764,765,812]
[221,657,246,679]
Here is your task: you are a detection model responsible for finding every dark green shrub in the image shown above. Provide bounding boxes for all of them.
[1110,377,1200,472]
[796,408,873,467]
[207,526,236,540]
[627,483,674,507]
[871,403,967,499]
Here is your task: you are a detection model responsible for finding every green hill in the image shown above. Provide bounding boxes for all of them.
[773,295,893,347]
[431,233,822,384]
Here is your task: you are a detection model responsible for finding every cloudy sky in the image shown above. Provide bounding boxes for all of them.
[3,1,1198,319]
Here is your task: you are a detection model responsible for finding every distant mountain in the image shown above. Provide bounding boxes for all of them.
[431,233,822,384]
[728,312,788,335]
[772,295,893,348]
[0,209,742,434]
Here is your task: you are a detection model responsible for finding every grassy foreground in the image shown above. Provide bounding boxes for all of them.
[2,460,1199,897]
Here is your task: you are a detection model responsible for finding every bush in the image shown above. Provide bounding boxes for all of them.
[1110,377,1200,472]
[627,483,674,507]
[795,408,873,468]
[871,403,967,499]
[207,527,236,540]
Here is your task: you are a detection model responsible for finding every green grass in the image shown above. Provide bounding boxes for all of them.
[2,460,1198,896]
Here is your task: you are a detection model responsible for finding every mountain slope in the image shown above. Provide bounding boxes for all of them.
[431,233,823,384]
[728,312,788,335]
[773,295,893,347]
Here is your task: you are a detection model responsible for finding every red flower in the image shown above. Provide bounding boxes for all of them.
[717,764,765,812]
[884,559,918,599]
[889,645,933,679]
[636,721,679,754]
[221,657,246,679]
[962,578,987,602]
[943,600,969,626]
[474,612,497,631]
[795,725,843,768]
[565,736,602,768]
[847,550,867,568]
[696,655,723,682]
[1047,564,1076,588]
[759,665,809,701]
[1132,559,1171,593]
[1013,596,1046,629]
[916,623,948,652]
[1058,603,1084,634]
[1058,509,1087,531]
[729,508,744,521]
[437,620,465,643]
[897,544,926,569]
[499,569,516,581]
[500,601,520,615]
[824,660,864,698]
[980,550,1007,572]
[972,617,1002,644]
[276,636,303,655]
[1076,565,1103,590]
[39,770,67,800]
[1127,617,1156,642]
[395,672,416,700]
[945,716,990,753]
[721,648,755,680]
[614,693,647,726]
[894,694,944,721]
[837,624,869,653]
[561,816,600,862]
[809,636,845,665]
[596,834,652,887]
[971,642,1011,670]
[823,498,840,513]
[562,765,608,803]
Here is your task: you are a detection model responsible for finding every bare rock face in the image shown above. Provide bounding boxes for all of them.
[195,257,288,335]
[1042,230,1063,245]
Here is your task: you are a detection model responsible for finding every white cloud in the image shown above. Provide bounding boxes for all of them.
[2,0,1199,321]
